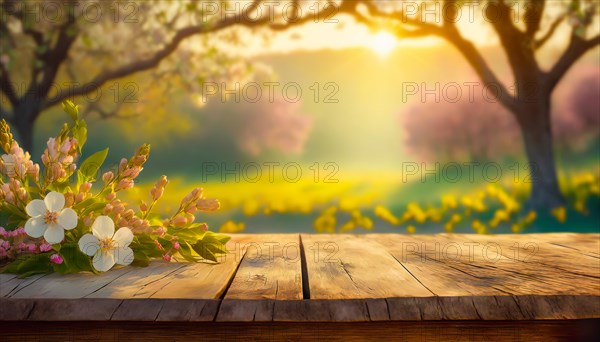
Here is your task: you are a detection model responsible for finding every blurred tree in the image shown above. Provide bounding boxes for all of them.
[335,0,600,210]
[0,0,319,150]
[403,95,520,161]
[560,71,600,145]
[403,68,600,160]
[204,93,313,156]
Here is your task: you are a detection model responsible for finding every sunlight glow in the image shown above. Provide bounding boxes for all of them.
[371,31,397,57]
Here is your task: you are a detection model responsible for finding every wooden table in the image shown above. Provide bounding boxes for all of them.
[1,233,599,341]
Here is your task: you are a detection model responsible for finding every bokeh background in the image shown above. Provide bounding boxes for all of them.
[2,0,599,234]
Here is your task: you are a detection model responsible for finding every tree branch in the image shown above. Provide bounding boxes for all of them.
[534,14,565,50]
[442,28,517,112]
[546,34,600,91]
[43,0,336,108]
[0,61,18,106]
[35,1,78,99]
[524,0,545,38]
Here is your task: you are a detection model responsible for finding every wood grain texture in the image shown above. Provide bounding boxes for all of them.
[1,233,599,322]
[9,267,134,299]
[1,273,47,297]
[143,235,255,299]
[300,234,433,299]
[224,234,302,300]
[463,233,600,278]
[369,234,600,296]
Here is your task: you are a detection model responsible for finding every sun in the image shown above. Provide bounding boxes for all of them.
[371,31,397,57]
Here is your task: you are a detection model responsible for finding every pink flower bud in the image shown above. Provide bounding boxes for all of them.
[75,193,85,203]
[115,179,134,191]
[198,223,209,232]
[27,243,37,252]
[123,166,142,179]
[0,227,7,238]
[171,216,187,227]
[123,209,135,220]
[196,198,220,212]
[173,242,180,250]
[158,176,168,187]
[151,187,164,201]
[102,171,114,183]
[39,243,52,252]
[105,192,116,201]
[80,182,92,193]
[163,254,171,262]
[140,201,148,212]
[62,155,74,164]
[50,254,63,264]
[153,227,167,237]
[119,158,128,171]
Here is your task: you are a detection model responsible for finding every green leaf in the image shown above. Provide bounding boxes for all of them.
[79,148,108,182]
[62,100,79,121]
[178,241,202,262]
[73,119,87,152]
[53,244,93,274]
[131,250,150,267]
[1,202,28,220]
[192,241,218,262]
[1,253,53,278]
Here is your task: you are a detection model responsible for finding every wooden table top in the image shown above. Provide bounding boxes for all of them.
[1,233,599,322]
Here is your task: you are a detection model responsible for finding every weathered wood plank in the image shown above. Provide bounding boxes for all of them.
[368,234,506,296]
[9,267,133,299]
[143,235,252,299]
[85,262,188,298]
[273,300,371,321]
[216,299,275,322]
[28,299,123,321]
[300,234,433,299]
[155,299,219,321]
[514,233,599,257]
[1,234,598,323]
[463,234,600,278]
[1,274,48,297]
[86,235,253,298]
[370,234,600,296]
[217,234,303,321]
[224,234,302,300]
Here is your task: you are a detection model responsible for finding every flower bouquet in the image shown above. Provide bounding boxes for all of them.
[0,101,229,277]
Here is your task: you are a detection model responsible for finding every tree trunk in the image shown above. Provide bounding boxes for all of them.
[12,98,40,153]
[516,99,565,211]
[13,119,34,153]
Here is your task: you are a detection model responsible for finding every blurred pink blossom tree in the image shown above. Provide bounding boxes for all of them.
[403,67,600,161]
